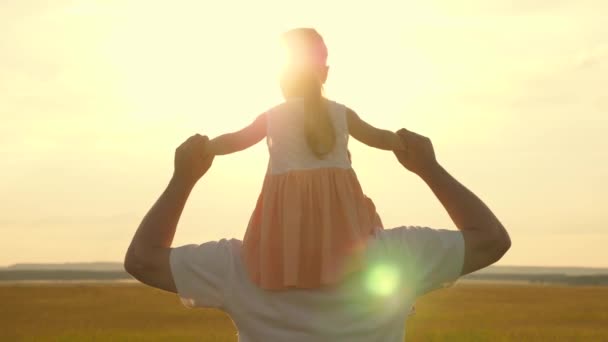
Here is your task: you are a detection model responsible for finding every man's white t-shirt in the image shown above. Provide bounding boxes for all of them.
[170,226,464,342]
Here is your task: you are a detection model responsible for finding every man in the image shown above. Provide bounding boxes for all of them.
[124,129,511,341]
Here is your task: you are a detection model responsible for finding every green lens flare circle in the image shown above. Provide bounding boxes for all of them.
[365,263,400,297]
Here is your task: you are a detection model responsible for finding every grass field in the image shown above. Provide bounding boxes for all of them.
[1,282,607,341]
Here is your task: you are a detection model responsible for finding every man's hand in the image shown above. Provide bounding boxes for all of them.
[393,128,439,178]
[173,134,214,186]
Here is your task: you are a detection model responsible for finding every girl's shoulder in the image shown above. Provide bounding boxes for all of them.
[266,97,349,109]
[264,100,301,116]
[264,99,351,122]
[325,99,352,117]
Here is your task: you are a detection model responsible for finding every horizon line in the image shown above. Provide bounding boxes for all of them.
[2,261,608,270]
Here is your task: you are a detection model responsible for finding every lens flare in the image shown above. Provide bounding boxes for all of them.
[365,263,400,297]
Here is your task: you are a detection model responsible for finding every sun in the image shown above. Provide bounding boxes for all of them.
[68,2,436,136]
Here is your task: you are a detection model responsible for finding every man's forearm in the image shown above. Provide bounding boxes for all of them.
[420,164,505,235]
[420,163,510,274]
[124,134,212,292]
[126,176,194,265]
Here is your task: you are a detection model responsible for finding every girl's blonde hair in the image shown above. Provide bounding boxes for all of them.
[280,28,335,159]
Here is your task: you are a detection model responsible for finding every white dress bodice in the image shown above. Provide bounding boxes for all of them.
[266,99,351,175]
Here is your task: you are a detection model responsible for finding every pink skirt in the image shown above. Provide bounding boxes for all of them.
[243,167,383,290]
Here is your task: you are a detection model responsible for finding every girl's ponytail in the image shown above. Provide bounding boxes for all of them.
[280,28,334,159]
[300,71,335,159]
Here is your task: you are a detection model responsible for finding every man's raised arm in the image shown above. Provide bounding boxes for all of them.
[394,129,511,275]
[124,134,214,292]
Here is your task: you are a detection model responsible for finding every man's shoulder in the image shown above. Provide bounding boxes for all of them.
[169,238,244,309]
[369,226,464,258]
[373,225,458,243]
[175,228,462,261]
[171,238,243,265]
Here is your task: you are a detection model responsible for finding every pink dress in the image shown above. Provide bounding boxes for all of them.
[243,98,384,290]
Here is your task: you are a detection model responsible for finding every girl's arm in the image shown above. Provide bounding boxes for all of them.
[346,108,405,151]
[207,113,267,155]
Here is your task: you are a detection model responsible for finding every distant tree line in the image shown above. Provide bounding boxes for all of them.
[2,270,608,286]
[0,270,132,281]
[464,273,608,286]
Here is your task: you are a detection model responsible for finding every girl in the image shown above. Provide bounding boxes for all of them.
[207,28,405,290]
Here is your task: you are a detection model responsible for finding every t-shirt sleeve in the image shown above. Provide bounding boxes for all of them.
[169,239,235,309]
[372,226,465,296]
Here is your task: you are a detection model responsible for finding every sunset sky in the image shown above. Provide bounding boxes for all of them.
[1,0,606,268]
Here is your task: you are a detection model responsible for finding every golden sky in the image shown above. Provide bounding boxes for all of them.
[1,0,607,267]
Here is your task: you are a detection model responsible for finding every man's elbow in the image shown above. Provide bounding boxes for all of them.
[491,226,511,262]
[124,248,151,280]
[124,251,140,278]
